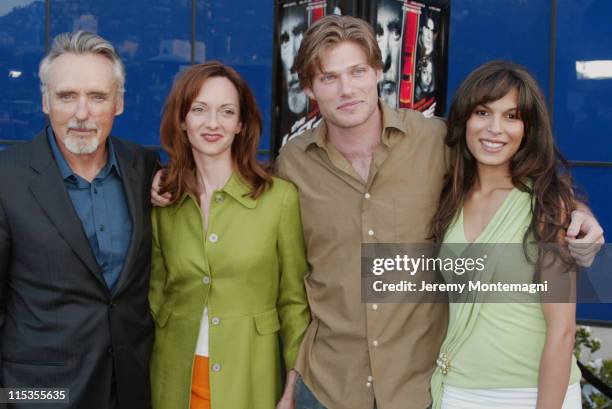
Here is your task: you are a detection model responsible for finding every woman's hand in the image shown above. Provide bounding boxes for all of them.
[276,370,298,409]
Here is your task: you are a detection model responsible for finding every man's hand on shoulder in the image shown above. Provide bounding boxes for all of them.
[565,208,605,268]
[150,169,172,207]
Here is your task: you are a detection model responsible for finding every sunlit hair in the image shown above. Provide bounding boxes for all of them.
[159,61,272,204]
[39,31,125,100]
[429,61,575,250]
[294,15,383,89]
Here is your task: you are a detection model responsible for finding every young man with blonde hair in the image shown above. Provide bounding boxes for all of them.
[277,15,448,409]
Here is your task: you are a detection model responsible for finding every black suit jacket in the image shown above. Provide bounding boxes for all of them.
[0,130,158,409]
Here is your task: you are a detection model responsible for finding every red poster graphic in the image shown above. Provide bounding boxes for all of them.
[399,7,419,108]
[309,1,326,22]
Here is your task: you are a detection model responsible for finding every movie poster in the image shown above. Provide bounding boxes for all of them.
[273,0,358,150]
[375,0,449,117]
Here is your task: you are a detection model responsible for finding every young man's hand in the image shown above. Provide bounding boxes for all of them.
[566,209,605,267]
[150,169,172,207]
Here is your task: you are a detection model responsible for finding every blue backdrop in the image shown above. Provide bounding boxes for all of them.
[1,0,610,321]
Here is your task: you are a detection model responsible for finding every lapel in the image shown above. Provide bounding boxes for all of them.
[28,130,108,291]
[112,137,144,295]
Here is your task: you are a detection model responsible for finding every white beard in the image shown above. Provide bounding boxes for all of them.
[63,120,100,155]
[63,133,99,155]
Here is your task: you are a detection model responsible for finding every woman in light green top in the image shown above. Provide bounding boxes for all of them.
[429,61,581,408]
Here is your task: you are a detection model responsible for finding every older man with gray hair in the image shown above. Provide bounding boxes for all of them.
[0,31,158,408]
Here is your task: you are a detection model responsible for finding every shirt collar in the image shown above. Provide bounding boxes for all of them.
[304,120,328,151]
[46,126,121,181]
[105,136,121,177]
[221,172,257,208]
[303,100,409,151]
[380,100,408,136]
[173,172,257,212]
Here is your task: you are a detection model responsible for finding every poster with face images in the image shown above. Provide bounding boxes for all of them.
[374,0,449,117]
[273,0,358,151]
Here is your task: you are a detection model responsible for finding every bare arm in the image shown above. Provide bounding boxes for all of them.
[536,300,576,409]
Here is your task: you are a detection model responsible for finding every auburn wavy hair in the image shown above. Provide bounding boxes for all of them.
[159,61,272,203]
[429,61,575,251]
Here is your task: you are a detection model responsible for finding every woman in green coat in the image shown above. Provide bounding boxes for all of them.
[149,62,310,409]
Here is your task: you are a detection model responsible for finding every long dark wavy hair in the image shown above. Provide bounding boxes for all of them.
[429,61,575,251]
[159,61,272,204]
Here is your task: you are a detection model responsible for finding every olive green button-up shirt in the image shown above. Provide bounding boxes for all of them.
[277,104,449,409]
[149,174,310,409]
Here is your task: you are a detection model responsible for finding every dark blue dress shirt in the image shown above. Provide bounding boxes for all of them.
[47,128,132,292]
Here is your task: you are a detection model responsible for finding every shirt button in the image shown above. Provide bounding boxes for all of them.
[372,340,379,347]
[364,193,371,199]
[212,363,221,372]
[366,382,372,388]
[372,304,378,311]
[209,233,218,243]
[368,229,374,236]
[215,195,224,203]
[202,276,211,285]
[99,225,105,232]
[367,375,373,382]
[211,317,220,325]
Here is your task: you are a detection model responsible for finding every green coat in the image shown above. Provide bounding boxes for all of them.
[149,174,310,409]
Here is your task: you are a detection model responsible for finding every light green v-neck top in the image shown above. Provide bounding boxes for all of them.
[430,188,580,408]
